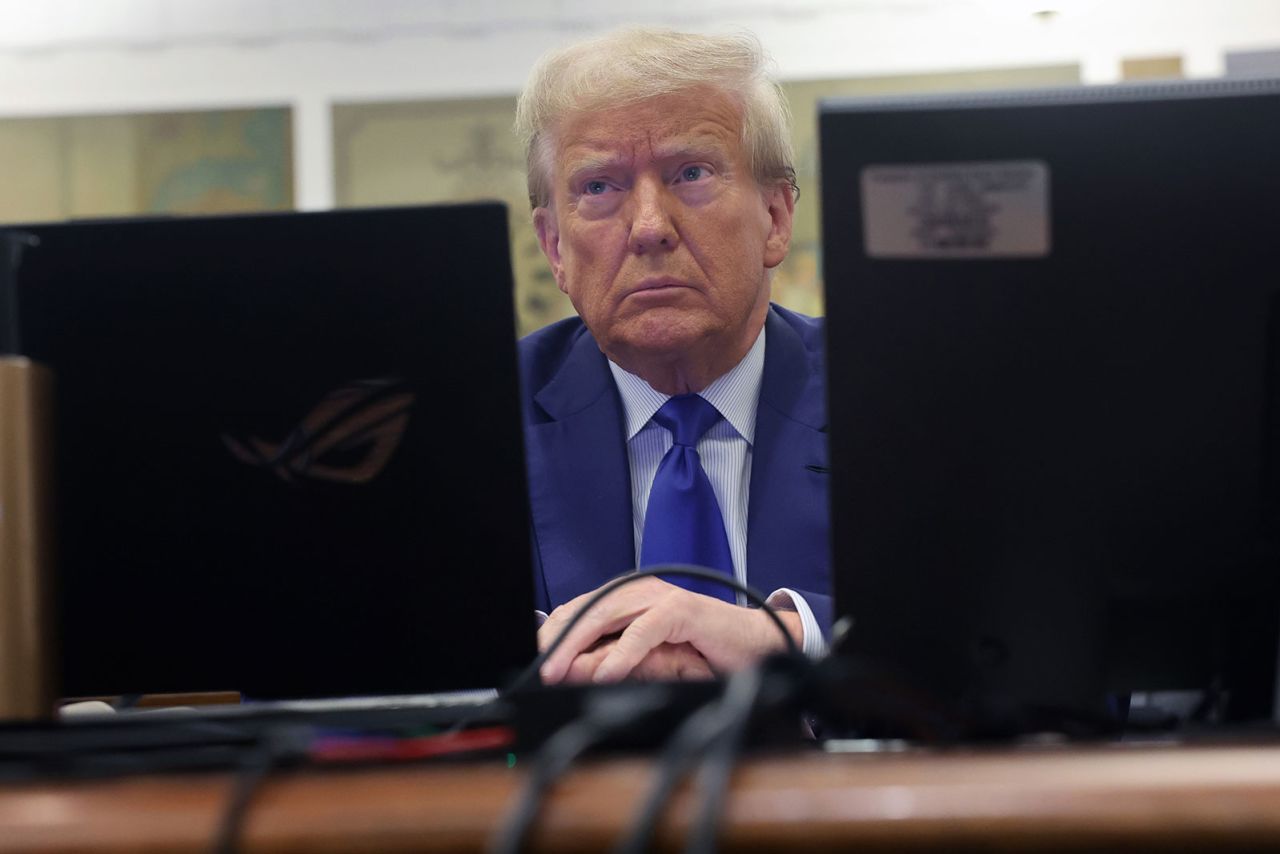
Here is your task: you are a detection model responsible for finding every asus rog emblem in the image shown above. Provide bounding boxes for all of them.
[222,378,414,485]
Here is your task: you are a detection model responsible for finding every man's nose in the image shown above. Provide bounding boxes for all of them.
[626,178,678,255]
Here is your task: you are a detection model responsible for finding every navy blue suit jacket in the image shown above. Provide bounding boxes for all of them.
[518,304,832,633]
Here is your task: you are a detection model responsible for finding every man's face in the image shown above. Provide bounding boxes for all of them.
[533,88,794,377]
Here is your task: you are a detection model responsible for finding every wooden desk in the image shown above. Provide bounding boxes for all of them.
[3,743,1280,851]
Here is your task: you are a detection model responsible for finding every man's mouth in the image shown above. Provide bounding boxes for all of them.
[631,277,691,294]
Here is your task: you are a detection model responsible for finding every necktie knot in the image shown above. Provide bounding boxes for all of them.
[652,394,722,448]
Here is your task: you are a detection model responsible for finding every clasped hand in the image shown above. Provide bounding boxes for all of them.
[537,577,801,685]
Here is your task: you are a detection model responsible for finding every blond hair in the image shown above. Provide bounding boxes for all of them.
[515,27,797,209]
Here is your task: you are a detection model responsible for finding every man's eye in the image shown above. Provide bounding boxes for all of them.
[584,180,610,195]
[679,166,707,182]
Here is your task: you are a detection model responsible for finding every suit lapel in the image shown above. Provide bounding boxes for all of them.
[747,309,830,597]
[527,329,635,607]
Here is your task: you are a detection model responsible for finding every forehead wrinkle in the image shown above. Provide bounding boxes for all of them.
[565,130,730,172]
[646,116,739,164]
[565,112,733,150]
[651,136,732,164]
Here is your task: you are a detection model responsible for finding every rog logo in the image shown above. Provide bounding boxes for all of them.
[222,378,414,485]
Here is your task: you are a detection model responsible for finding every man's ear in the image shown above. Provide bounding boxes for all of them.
[762,183,796,270]
[533,206,568,294]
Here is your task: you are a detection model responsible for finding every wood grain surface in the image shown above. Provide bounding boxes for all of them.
[3,743,1280,851]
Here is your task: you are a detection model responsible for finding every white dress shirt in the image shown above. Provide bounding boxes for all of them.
[607,326,826,657]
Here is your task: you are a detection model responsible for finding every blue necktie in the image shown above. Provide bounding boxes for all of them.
[639,394,736,602]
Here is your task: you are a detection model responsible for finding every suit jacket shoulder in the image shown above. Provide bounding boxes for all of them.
[519,316,597,421]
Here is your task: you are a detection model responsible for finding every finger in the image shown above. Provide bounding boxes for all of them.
[538,594,590,652]
[539,591,652,684]
[541,615,621,683]
[538,610,569,653]
[630,643,705,682]
[630,647,670,682]
[592,610,674,684]
[538,594,605,665]
[678,652,715,681]
[561,644,612,685]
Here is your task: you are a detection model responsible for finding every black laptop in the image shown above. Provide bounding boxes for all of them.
[15,204,537,700]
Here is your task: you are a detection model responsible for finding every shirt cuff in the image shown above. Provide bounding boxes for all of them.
[764,588,828,659]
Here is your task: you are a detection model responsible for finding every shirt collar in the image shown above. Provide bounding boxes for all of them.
[607,325,766,444]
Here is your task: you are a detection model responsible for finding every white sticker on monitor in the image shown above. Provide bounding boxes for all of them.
[861,160,1050,259]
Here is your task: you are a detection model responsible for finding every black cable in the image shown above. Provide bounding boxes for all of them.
[684,668,765,854]
[488,688,667,854]
[505,565,802,695]
[210,746,275,854]
[488,717,601,854]
[210,727,305,854]
[613,667,764,854]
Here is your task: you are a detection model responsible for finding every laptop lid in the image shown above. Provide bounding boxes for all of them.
[16,204,537,700]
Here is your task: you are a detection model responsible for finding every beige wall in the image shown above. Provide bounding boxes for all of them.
[0,117,136,222]
[1121,56,1185,79]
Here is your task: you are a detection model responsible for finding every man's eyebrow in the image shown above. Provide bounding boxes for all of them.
[564,154,624,177]
[560,134,731,185]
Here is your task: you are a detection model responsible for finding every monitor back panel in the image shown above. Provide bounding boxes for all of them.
[820,80,1280,715]
[17,205,536,699]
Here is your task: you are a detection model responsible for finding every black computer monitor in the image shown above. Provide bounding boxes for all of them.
[820,78,1280,729]
[14,204,537,700]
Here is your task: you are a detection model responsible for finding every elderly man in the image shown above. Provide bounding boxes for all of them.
[516,28,830,685]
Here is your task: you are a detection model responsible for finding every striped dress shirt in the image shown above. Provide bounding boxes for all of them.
[607,326,826,657]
